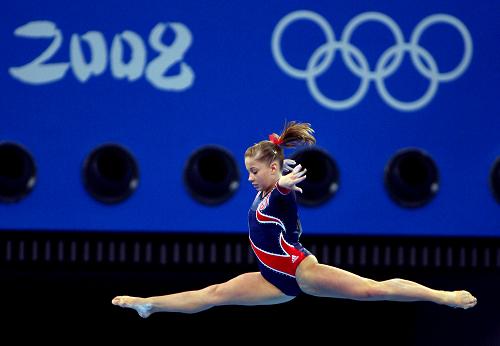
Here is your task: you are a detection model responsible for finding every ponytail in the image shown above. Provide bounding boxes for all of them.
[271,120,316,148]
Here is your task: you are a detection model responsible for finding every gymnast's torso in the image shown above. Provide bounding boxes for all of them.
[248,182,311,296]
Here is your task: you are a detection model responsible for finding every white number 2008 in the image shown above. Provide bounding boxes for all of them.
[9,21,194,91]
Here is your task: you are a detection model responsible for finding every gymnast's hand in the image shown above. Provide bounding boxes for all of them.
[282,159,296,173]
[278,163,307,193]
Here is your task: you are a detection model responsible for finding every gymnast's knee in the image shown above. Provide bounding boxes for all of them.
[362,280,390,300]
[202,284,225,306]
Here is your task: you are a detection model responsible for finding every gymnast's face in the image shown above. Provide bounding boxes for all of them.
[245,155,280,194]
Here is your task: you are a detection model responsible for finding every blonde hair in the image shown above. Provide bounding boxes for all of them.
[245,120,316,167]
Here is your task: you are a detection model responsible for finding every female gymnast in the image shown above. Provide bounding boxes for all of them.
[112,121,477,318]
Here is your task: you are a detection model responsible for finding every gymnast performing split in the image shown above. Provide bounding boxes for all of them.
[112,121,477,318]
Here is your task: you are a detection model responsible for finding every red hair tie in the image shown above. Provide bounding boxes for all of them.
[268,133,283,145]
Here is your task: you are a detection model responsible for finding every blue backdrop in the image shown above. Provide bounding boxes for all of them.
[1,1,499,236]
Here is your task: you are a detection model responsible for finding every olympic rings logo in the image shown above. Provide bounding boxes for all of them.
[271,11,473,112]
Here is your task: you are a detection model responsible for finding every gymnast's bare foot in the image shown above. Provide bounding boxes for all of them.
[443,290,477,309]
[112,296,153,318]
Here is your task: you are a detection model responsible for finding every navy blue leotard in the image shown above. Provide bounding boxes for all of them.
[248,182,311,296]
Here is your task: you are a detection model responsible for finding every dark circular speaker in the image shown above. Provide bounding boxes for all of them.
[490,156,500,204]
[384,148,439,208]
[290,147,339,206]
[184,145,240,205]
[83,143,139,204]
[0,141,36,203]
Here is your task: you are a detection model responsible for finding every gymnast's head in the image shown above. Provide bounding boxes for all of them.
[244,121,316,189]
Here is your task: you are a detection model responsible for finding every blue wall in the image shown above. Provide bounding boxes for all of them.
[1,1,499,236]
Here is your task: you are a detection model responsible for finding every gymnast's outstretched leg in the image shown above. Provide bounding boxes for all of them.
[296,256,477,309]
[112,272,294,318]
